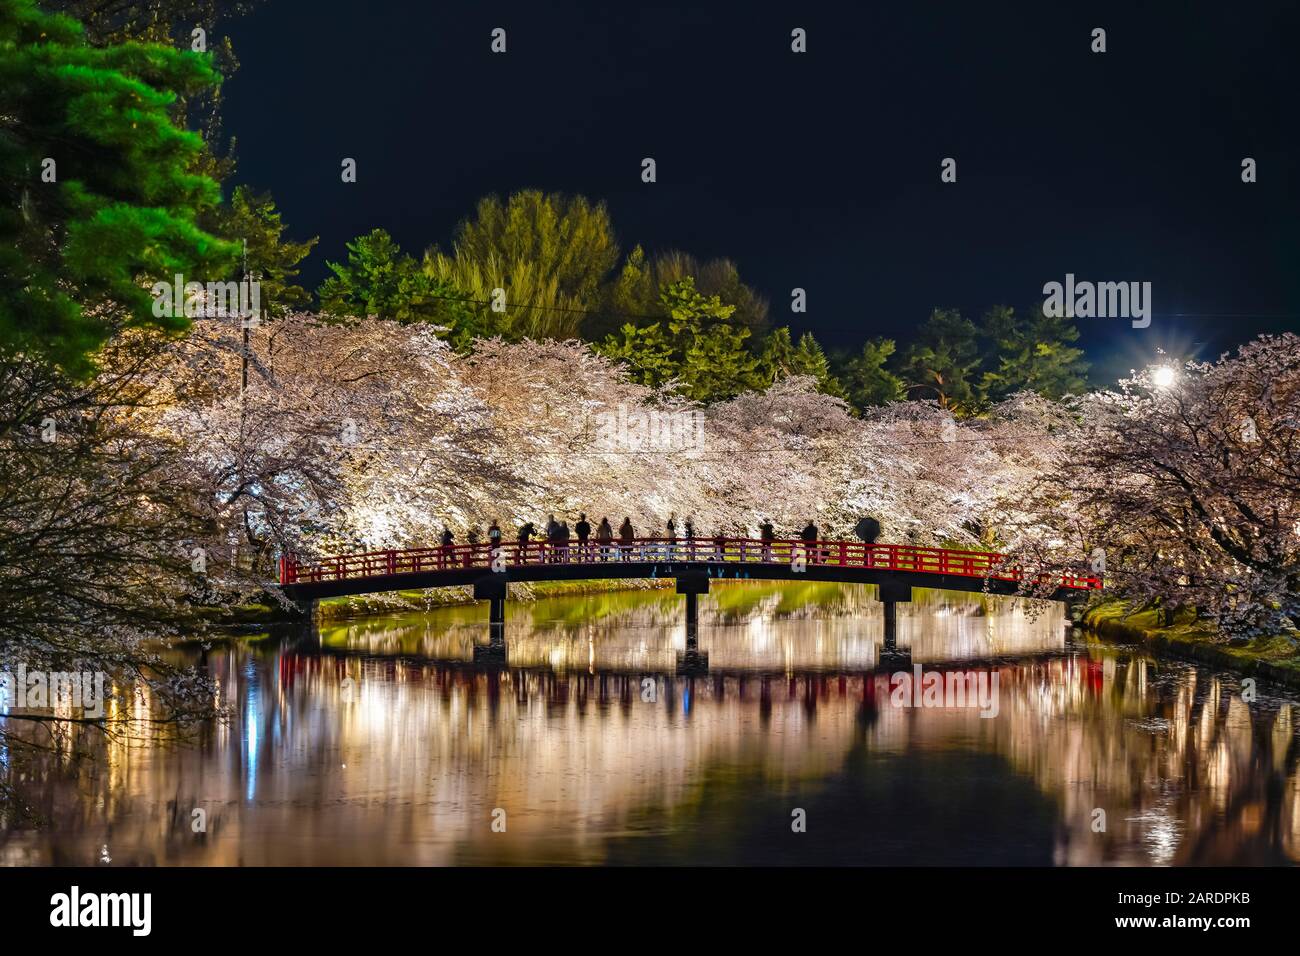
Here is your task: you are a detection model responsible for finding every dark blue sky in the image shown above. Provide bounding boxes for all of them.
[221,1,1300,382]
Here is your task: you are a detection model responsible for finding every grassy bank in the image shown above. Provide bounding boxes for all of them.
[1084,600,1300,690]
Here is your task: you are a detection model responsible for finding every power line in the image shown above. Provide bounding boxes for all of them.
[339,430,1056,460]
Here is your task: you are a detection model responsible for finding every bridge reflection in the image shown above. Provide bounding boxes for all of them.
[310,586,1067,673]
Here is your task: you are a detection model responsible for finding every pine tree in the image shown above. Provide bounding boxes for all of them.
[599,277,761,402]
[759,327,797,380]
[760,327,843,397]
[979,304,1089,401]
[835,337,906,411]
[899,309,983,413]
[319,228,480,345]
[214,187,317,315]
[0,0,238,374]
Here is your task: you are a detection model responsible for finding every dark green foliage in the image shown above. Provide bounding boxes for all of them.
[760,327,844,397]
[319,228,481,345]
[978,304,1089,402]
[0,0,237,375]
[211,186,316,315]
[600,277,762,403]
[834,337,906,410]
[898,308,983,412]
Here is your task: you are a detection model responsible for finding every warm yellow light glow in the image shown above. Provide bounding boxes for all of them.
[1151,365,1178,390]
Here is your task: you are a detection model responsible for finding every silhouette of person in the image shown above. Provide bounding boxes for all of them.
[517,521,536,562]
[596,516,613,561]
[619,517,635,560]
[546,513,561,562]
[800,519,819,565]
[759,519,775,561]
[575,513,591,559]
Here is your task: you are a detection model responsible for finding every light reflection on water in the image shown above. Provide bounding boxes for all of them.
[1,583,1297,866]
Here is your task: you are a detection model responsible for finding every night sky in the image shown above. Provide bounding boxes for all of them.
[221,1,1300,382]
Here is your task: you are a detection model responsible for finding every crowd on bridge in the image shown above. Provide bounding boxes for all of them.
[430,513,884,567]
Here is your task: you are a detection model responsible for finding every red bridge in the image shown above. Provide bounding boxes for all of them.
[279,537,1100,603]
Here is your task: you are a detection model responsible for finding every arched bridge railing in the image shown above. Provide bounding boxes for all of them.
[279,538,1102,592]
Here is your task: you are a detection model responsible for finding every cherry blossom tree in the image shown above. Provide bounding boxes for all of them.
[1018,336,1300,635]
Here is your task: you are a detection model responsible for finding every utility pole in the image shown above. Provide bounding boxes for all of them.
[241,238,250,395]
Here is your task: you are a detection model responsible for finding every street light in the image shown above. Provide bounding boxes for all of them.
[1150,365,1177,390]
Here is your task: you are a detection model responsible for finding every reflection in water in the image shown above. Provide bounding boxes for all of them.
[0,583,1297,866]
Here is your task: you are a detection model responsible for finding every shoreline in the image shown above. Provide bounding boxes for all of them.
[1082,601,1300,691]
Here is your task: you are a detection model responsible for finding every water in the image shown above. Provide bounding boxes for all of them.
[1,583,1297,865]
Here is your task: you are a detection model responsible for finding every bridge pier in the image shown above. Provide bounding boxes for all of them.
[286,595,316,622]
[878,580,912,667]
[473,575,509,665]
[676,574,709,674]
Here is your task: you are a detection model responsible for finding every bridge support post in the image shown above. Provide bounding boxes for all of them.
[684,592,698,648]
[284,594,316,622]
[676,574,709,674]
[473,575,509,664]
[878,580,912,665]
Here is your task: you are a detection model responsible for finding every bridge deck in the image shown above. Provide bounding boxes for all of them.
[279,538,1101,603]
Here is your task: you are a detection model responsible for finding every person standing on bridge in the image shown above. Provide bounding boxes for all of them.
[684,517,696,561]
[800,519,819,566]
[439,526,454,569]
[545,514,560,563]
[466,526,481,567]
[759,519,775,562]
[558,520,571,562]
[596,516,613,561]
[665,514,677,560]
[488,520,502,554]
[618,517,635,561]
[575,513,591,561]
[854,516,881,544]
[712,526,726,562]
[517,521,536,563]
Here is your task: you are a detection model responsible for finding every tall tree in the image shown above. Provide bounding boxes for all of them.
[214,186,317,315]
[0,335,221,754]
[898,308,983,413]
[426,190,619,339]
[600,277,761,402]
[979,304,1089,402]
[759,327,843,396]
[0,0,237,375]
[319,229,480,345]
[834,337,906,411]
[1021,337,1300,635]
[649,250,770,333]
